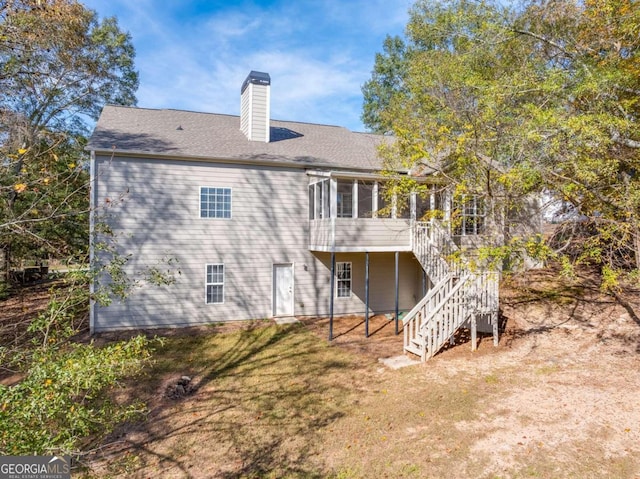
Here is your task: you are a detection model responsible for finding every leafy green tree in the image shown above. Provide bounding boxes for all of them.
[361,35,408,135]
[0,0,165,460]
[0,0,138,279]
[363,0,640,280]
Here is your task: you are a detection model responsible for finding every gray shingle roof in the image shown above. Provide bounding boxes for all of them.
[87,105,389,172]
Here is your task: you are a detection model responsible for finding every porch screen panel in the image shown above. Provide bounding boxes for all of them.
[416,187,445,220]
[337,180,353,218]
[322,180,330,219]
[377,186,391,218]
[397,193,411,219]
[357,182,373,218]
[315,181,322,219]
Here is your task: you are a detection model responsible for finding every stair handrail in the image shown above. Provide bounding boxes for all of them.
[401,274,453,327]
[407,218,500,361]
[419,273,472,333]
[413,222,451,281]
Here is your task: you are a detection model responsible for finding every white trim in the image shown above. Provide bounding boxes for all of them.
[199,186,232,219]
[372,182,379,218]
[264,84,271,143]
[247,84,254,140]
[205,263,225,304]
[410,192,417,221]
[310,245,413,253]
[272,263,295,317]
[306,170,332,179]
[306,170,415,180]
[330,178,337,219]
[352,180,358,219]
[89,150,386,175]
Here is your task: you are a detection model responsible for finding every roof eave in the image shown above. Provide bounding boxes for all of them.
[87,147,384,173]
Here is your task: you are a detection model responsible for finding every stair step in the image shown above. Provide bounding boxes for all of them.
[404,343,423,357]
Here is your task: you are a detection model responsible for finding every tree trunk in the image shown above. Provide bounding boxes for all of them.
[634,225,640,272]
[0,243,9,283]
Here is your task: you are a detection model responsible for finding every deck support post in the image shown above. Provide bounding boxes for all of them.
[365,252,370,338]
[422,268,427,297]
[395,251,399,335]
[329,251,335,341]
[471,314,477,351]
[492,311,499,346]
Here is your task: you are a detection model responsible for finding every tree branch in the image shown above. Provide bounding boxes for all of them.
[611,129,640,149]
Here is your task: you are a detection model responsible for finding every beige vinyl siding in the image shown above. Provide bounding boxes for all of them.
[311,252,423,315]
[240,83,269,142]
[309,218,412,252]
[94,156,303,329]
[92,155,422,331]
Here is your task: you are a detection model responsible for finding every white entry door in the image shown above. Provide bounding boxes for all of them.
[273,263,294,317]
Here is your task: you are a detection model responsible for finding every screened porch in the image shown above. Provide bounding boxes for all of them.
[307,173,447,252]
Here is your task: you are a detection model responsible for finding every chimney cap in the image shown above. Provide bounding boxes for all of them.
[241,71,270,93]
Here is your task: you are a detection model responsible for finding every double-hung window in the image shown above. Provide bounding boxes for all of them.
[205,264,224,304]
[336,262,352,298]
[454,195,485,235]
[200,187,231,218]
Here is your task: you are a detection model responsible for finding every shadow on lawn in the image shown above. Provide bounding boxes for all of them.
[93,322,356,478]
[498,267,640,355]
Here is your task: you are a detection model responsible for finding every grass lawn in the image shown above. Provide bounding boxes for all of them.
[84,277,640,479]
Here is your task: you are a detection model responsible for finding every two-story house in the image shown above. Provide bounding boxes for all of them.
[88,71,500,360]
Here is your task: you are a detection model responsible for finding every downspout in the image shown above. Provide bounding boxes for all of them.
[89,150,96,334]
[395,251,399,335]
[365,252,369,338]
[329,178,337,341]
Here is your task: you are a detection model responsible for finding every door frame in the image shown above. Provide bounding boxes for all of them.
[272,263,294,317]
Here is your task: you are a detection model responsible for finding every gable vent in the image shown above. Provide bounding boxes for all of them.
[240,71,271,142]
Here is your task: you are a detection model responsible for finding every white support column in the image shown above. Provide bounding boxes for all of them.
[444,187,452,225]
[430,184,436,212]
[471,314,477,351]
[372,182,379,219]
[410,192,417,221]
[352,179,358,218]
[330,178,337,219]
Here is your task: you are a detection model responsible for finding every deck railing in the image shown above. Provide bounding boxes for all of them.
[404,220,499,360]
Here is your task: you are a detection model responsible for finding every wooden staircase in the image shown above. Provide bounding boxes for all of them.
[403,221,499,361]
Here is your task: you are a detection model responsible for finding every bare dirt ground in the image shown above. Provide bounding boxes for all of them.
[304,267,640,477]
[3,269,640,477]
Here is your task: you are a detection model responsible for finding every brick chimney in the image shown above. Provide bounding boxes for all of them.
[240,71,270,142]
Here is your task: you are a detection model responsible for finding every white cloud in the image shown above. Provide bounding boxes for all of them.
[81,0,410,131]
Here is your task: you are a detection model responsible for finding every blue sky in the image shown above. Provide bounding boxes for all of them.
[81,0,412,132]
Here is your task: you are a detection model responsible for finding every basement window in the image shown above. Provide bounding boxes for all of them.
[336,262,352,298]
[205,264,224,304]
